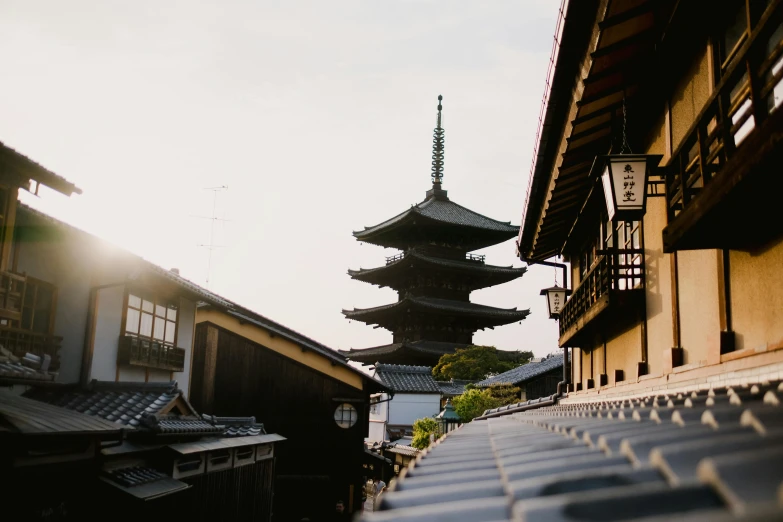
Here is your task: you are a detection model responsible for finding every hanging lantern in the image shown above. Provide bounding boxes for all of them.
[540,285,571,319]
[598,154,663,221]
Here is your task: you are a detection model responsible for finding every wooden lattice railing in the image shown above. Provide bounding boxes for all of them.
[117,334,185,372]
[559,249,645,338]
[667,3,783,221]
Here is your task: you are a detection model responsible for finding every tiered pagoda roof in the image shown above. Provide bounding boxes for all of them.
[353,189,520,250]
[342,96,529,366]
[348,249,526,291]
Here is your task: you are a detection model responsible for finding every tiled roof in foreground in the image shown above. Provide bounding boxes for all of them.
[364,381,783,521]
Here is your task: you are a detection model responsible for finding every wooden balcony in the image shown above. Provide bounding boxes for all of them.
[0,270,27,322]
[0,326,62,372]
[117,335,185,372]
[559,250,645,348]
[663,3,783,252]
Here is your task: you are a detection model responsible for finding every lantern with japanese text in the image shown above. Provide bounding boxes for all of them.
[540,286,571,319]
[598,154,662,221]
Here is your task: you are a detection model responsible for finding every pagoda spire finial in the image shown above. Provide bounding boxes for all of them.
[431,94,445,188]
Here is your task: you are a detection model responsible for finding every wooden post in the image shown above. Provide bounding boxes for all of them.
[201,324,220,413]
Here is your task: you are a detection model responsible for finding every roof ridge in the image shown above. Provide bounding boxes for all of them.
[375,363,433,373]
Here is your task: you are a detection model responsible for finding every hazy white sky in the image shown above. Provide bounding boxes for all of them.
[0,0,561,358]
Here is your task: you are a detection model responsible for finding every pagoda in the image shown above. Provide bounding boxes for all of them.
[341,96,529,366]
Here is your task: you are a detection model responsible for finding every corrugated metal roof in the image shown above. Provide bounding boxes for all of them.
[364,380,783,521]
[476,355,564,387]
[375,364,441,394]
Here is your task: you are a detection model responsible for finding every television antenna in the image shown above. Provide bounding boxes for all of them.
[193,185,229,288]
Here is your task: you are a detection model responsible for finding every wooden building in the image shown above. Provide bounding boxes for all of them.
[191,305,388,521]
[517,0,783,395]
[341,96,529,367]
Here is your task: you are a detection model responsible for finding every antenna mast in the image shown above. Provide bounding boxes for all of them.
[196,185,229,288]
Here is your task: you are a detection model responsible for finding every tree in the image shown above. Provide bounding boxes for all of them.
[432,346,534,381]
[451,388,500,422]
[485,384,522,405]
[411,417,440,450]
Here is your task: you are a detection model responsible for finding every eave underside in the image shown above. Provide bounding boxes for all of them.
[348,254,525,291]
[356,215,519,251]
[343,298,530,329]
[519,0,677,261]
[340,341,468,366]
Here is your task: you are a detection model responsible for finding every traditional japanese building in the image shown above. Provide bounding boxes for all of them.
[342,96,529,366]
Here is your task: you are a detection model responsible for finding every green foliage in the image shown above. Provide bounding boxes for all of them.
[411,417,440,450]
[432,346,534,381]
[485,384,522,405]
[451,388,501,422]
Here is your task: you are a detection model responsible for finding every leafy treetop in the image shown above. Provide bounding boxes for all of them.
[411,417,440,450]
[432,345,533,381]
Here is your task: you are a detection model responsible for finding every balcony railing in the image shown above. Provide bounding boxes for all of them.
[666,4,783,226]
[0,270,27,322]
[117,335,185,372]
[559,249,645,344]
[0,326,62,373]
[386,252,406,265]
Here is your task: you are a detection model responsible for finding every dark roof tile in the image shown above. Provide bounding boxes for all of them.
[476,354,565,387]
[25,380,188,428]
[375,364,441,394]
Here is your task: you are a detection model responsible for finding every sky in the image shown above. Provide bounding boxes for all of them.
[0,0,562,359]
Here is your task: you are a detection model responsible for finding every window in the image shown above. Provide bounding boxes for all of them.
[334,403,358,429]
[125,293,178,345]
[20,278,57,334]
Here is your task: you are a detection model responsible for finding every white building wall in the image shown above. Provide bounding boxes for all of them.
[92,284,125,382]
[387,393,441,427]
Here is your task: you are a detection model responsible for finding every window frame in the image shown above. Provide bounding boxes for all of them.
[122,289,179,347]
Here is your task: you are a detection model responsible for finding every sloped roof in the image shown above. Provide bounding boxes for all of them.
[356,195,519,238]
[348,250,526,290]
[0,141,82,196]
[202,415,266,437]
[0,390,123,436]
[374,364,441,394]
[436,379,473,397]
[16,205,387,394]
[26,380,191,429]
[476,355,564,387]
[369,379,783,521]
[343,297,530,322]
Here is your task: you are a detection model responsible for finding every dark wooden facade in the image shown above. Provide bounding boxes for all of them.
[191,321,371,521]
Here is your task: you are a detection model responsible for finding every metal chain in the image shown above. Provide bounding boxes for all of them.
[621,95,633,154]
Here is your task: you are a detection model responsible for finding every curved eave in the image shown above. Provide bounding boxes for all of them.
[348,255,526,290]
[342,298,531,326]
[354,213,519,250]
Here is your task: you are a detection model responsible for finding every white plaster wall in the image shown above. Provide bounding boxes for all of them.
[387,393,441,427]
[15,229,96,383]
[90,284,125,382]
[367,421,387,443]
[176,297,196,397]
